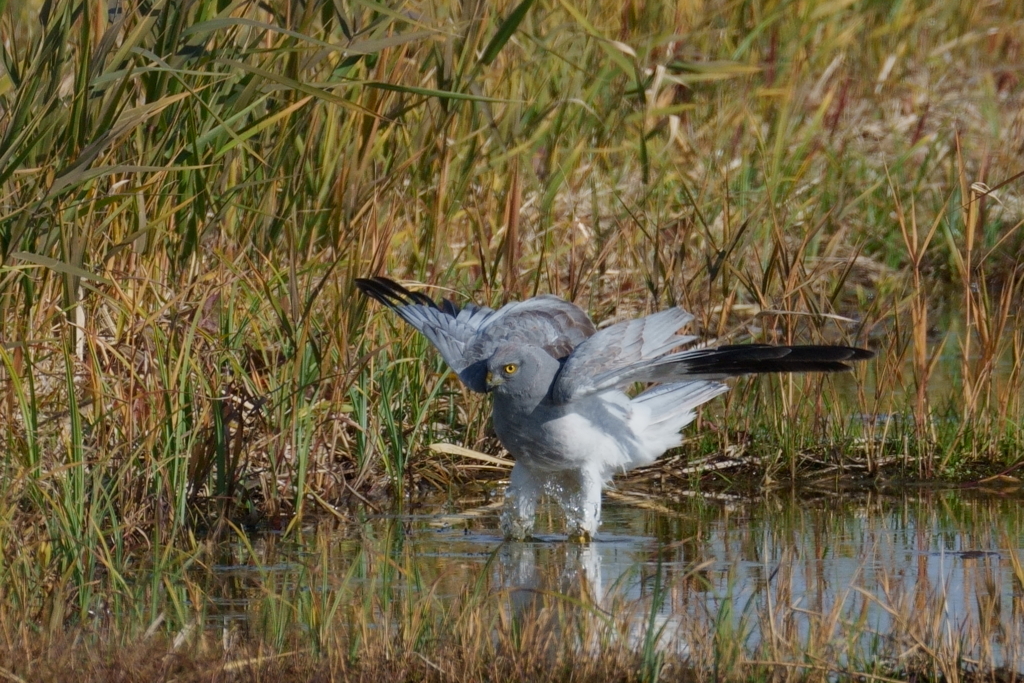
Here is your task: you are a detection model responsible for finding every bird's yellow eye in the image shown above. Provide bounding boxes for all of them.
[503,363,518,375]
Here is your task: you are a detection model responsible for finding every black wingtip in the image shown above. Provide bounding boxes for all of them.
[684,344,874,376]
[787,345,876,365]
[772,345,875,364]
[848,347,876,361]
[355,276,439,310]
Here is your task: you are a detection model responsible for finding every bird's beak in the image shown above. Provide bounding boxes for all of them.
[485,371,503,391]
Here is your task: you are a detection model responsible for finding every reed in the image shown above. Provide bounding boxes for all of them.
[0,0,1022,676]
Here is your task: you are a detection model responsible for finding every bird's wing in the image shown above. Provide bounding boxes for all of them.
[464,294,597,359]
[356,277,596,392]
[356,277,498,378]
[554,321,874,405]
[551,307,698,404]
[655,345,877,380]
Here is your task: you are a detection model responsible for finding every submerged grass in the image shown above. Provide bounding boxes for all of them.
[0,0,1023,677]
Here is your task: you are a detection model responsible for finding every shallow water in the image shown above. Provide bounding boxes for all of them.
[203,487,1024,670]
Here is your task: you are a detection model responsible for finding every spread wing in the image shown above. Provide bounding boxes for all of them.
[356,277,596,392]
[552,307,874,404]
[551,307,698,403]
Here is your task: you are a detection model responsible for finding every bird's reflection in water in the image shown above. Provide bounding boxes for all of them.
[486,526,714,658]
[495,539,608,621]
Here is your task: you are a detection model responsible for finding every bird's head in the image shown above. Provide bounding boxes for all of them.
[485,344,561,402]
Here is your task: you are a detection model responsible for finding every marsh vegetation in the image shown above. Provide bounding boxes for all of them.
[0,0,1023,679]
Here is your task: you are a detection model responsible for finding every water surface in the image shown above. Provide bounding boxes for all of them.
[203,487,1024,670]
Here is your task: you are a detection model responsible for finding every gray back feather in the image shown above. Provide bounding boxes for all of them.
[551,307,696,404]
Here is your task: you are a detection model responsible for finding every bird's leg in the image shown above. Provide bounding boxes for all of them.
[562,467,603,543]
[580,468,602,539]
[500,462,540,540]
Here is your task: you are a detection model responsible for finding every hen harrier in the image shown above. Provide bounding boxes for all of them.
[356,277,872,540]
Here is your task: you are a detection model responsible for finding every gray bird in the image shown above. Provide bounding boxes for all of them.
[356,277,873,540]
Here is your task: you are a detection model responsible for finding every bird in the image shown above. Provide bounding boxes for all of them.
[355,276,873,541]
